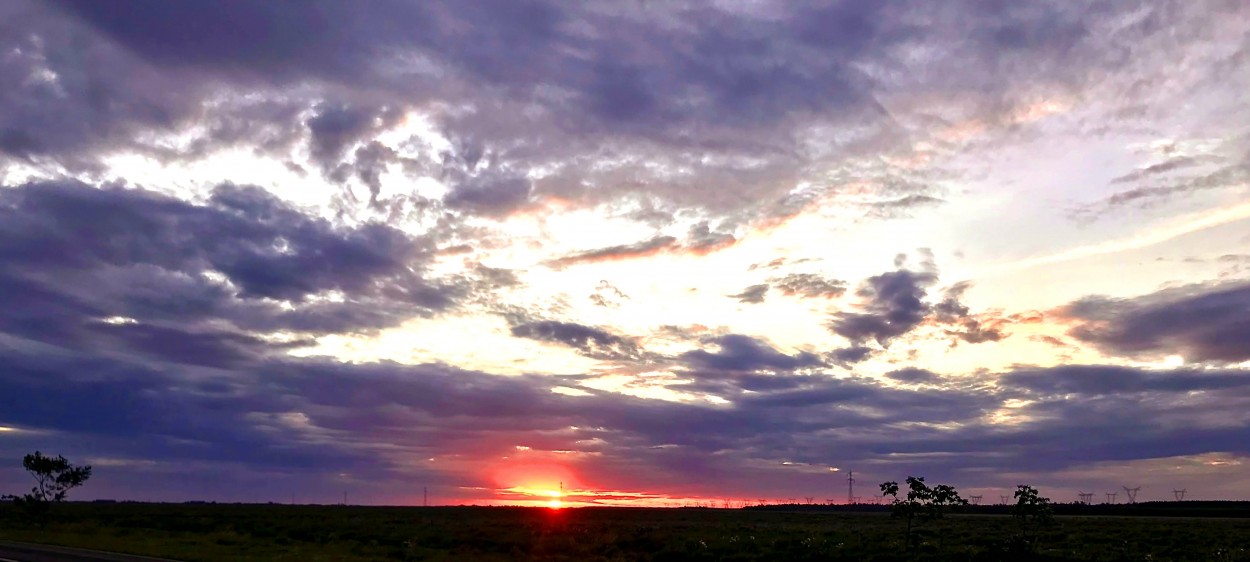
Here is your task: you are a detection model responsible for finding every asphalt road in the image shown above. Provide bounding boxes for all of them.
[0,542,179,562]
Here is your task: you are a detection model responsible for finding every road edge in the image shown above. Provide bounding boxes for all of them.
[0,540,183,562]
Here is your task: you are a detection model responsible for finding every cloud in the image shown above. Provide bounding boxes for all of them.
[8,0,1233,238]
[443,169,532,217]
[728,284,768,304]
[1062,281,1250,363]
[1100,163,1249,211]
[546,236,679,268]
[886,368,940,384]
[546,224,741,268]
[1000,364,1250,396]
[827,260,1015,352]
[680,335,823,373]
[684,222,737,254]
[7,303,1250,502]
[829,267,938,346]
[867,194,945,218]
[589,280,628,308]
[8,0,1113,224]
[830,346,874,365]
[933,281,1008,344]
[1110,155,1206,184]
[772,273,846,299]
[0,181,459,358]
[510,320,641,361]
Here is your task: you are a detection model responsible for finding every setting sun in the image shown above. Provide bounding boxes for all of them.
[490,461,581,507]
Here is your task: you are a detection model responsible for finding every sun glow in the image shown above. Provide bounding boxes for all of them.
[491,460,580,507]
[546,488,564,509]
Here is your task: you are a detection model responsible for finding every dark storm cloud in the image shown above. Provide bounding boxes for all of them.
[0,340,368,473]
[307,104,400,165]
[304,103,409,205]
[1062,281,1250,363]
[35,0,885,160]
[0,181,456,359]
[828,262,1013,351]
[679,335,823,373]
[830,345,874,364]
[510,320,642,361]
[942,364,1250,472]
[886,368,940,384]
[728,284,769,304]
[829,268,938,346]
[442,169,533,217]
[7,308,1250,501]
[1000,364,1250,396]
[10,0,1186,225]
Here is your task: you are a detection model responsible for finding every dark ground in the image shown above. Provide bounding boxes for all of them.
[2,502,1250,561]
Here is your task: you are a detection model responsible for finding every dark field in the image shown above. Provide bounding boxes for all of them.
[3,502,1250,561]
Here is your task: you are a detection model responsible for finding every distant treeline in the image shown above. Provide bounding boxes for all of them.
[746,500,1250,518]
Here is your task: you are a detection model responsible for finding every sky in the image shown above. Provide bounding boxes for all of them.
[0,0,1248,508]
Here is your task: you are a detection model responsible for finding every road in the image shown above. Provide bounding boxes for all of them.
[0,542,179,562]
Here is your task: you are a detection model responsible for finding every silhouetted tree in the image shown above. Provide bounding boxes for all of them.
[880,476,967,553]
[2,451,92,518]
[1012,484,1053,547]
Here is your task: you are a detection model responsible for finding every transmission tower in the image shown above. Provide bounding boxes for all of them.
[968,495,983,505]
[805,496,814,505]
[847,470,855,505]
[1105,491,1117,504]
[1123,486,1141,504]
[1173,489,1187,501]
[1000,495,1010,505]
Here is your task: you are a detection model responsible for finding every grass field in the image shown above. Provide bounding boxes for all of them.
[3,502,1250,561]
